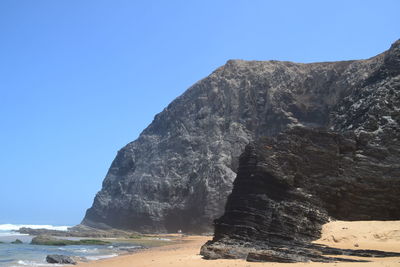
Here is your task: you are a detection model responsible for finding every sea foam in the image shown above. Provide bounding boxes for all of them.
[0,224,70,232]
[16,260,63,266]
[85,254,118,261]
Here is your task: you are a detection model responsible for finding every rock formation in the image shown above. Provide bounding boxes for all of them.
[46,255,79,265]
[201,127,400,262]
[31,235,110,246]
[201,39,400,261]
[17,225,138,238]
[83,39,400,234]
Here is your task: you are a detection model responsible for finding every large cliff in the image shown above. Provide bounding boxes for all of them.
[82,40,400,233]
[201,40,400,261]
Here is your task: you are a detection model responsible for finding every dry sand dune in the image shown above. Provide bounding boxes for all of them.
[76,221,400,267]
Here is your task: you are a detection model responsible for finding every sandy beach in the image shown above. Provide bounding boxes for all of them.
[75,220,400,267]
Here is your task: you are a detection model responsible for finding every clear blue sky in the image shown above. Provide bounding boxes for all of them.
[0,0,399,226]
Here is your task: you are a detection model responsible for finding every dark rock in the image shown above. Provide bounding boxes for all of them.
[246,250,311,263]
[245,247,376,263]
[11,239,22,244]
[83,40,400,233]
[46,254,77,265]
[316,245,400,258]
[201,39,400,261]
[200,240,254,259]
[201,126,400,262]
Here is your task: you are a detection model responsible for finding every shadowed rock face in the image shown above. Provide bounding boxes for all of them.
[201,40,400,262]
[201,127,400,262]
[83,40,399,233]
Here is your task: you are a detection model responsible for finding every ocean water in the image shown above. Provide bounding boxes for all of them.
[0,224,141,267]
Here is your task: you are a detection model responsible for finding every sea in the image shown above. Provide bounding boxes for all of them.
[0,224,142,267]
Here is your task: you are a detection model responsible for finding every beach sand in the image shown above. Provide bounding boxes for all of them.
[76,221,400,267]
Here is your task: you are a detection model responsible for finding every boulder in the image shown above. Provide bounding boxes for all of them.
[46,254,77,265]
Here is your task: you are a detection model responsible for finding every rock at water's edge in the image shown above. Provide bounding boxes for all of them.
[46,254,77,265]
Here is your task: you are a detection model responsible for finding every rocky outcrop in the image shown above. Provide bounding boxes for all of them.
[201,127,400,261]
[83,39,400,233]
[31,235,110,246]
[18,225,139,238]
[201,40,400,262]
[46,255,79,265]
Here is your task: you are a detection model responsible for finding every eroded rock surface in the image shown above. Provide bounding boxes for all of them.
[83,40,400,234]
[201,127,400,261]
[201,39,400,262]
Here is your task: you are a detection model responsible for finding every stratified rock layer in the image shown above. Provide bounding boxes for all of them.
[201,127,400,262]
[201,40,400,261]
[83,40,400,233]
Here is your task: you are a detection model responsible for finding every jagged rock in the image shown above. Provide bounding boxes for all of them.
[200,127,400,262]
[201,39,400,261]
[246,250,311,263]
[83,39,400,233]
[11,239,22,244]
[244,245,400,263]
[46,254,78,265]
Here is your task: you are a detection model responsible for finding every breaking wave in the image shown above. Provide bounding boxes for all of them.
[0,224,70,232]
[15,260,63,266]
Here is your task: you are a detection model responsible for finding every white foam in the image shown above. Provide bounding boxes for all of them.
[0,232,28,236]
[57,247,99,254]
[0,224,70,232]
[85,254,118,260]
[16,260,63,266]
[76,248,99,253]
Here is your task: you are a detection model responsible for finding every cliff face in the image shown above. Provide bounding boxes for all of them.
[83,40,399,233]
[201,40,400,262]
[201,128,400,262]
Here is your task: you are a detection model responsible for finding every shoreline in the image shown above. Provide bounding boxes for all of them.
[76,221,400,267]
